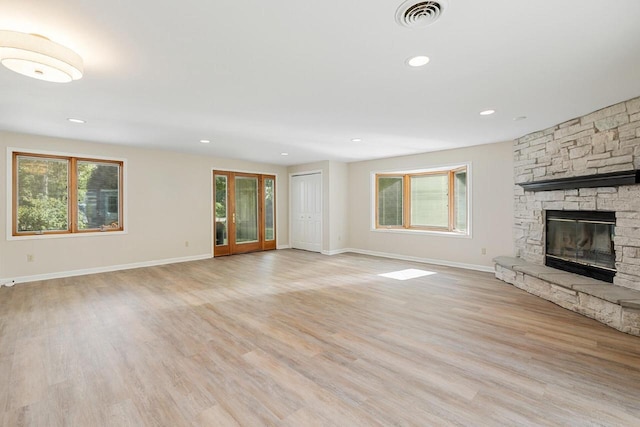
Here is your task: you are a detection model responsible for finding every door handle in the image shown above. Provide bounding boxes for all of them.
[233,213,236,224]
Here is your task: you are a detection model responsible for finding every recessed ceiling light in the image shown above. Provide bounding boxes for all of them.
[514,116,527,121]
[67,118,85,124]
[280,152,289,156]
[479,109,495,116]
[351,138,362,142]
[407,56,430,67]
[200,139,210,144]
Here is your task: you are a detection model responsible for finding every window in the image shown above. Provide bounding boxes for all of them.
[13,152,124,236]
[375,165,468,234]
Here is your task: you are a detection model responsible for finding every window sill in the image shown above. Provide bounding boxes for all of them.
[371,227,471,238]
[8,230,128,241]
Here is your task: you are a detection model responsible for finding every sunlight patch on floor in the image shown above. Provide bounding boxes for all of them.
[378,269,437,281]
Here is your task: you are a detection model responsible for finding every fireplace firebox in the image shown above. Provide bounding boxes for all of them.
[545,210,616,283]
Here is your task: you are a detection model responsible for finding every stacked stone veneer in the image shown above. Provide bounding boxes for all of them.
[514,95,640,291]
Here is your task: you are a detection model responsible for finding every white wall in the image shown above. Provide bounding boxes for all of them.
[0,131,288,282]
[347,141,514,270]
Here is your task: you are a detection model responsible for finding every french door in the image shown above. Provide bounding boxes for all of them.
[213,171,276,256]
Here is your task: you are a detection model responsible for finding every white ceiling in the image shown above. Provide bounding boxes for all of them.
[1,0,640,166]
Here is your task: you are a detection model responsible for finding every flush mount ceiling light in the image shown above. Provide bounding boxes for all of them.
[200,139,211,144]
[0,30,83,83]
[480,109,496,116]
[351,138,362,142]
[280,152,289,156]
[67,118,85,124]
[407,55,430,67]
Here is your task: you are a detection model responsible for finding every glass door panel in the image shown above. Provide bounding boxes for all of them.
[215,175,228,246]
[235,176,258,244]
[265,178,275,241]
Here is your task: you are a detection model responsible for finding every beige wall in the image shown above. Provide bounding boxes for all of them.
[1,131,288,281]
[347,141,515,270]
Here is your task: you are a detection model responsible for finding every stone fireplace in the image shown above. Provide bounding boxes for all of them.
[493,96,640,336]
[513,96,640,292]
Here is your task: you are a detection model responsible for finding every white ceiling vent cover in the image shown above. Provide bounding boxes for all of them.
[396,0,448,28]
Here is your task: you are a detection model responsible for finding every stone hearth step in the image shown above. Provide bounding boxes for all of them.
[493,256,640,336]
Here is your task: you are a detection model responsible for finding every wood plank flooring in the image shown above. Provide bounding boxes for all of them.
[1,249,640,426]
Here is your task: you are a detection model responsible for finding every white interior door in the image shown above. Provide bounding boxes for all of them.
[291,173,322,252]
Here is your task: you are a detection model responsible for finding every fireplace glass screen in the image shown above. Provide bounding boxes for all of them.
[545,210,615,281]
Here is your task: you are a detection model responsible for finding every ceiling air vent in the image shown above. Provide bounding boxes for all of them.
[396,0,448,28]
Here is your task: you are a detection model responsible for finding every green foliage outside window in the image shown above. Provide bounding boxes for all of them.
[17,156,69,232]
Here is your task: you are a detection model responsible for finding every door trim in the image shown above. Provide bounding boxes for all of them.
[289,170,323,252]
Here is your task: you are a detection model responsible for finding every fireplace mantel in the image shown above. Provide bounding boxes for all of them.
[517,169,640,192]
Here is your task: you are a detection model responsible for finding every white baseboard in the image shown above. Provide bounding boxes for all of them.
[330,248,494,273]
[321,248,350,256]
[276,244,290,250]
[1,254,213,286]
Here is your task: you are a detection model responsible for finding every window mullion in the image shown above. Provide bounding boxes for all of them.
[448,171,455,232]
[70,157,78,232]
[404,174,410,229]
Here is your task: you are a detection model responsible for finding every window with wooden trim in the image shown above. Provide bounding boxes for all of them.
[12,152,124,236]
[375,166,468,233]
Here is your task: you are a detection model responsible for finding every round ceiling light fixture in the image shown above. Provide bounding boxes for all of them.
[200,139,211,144]
[480,109,496,116]
[0,30,83,83]
[351,138,362,142]
[396,1,448,29]
[407,55,430,67]
[280,152,289,156]
[67,118,85,124]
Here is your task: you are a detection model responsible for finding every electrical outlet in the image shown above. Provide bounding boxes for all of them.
[481,248,487,255]
[27,254,34,262]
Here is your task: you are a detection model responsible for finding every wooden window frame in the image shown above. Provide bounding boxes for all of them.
[12,152,124,236]
[375,166,468,233]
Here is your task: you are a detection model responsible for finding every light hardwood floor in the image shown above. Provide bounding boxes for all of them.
[1,250,640,426]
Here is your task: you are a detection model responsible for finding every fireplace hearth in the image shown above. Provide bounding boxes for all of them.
[545,210,616,282]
